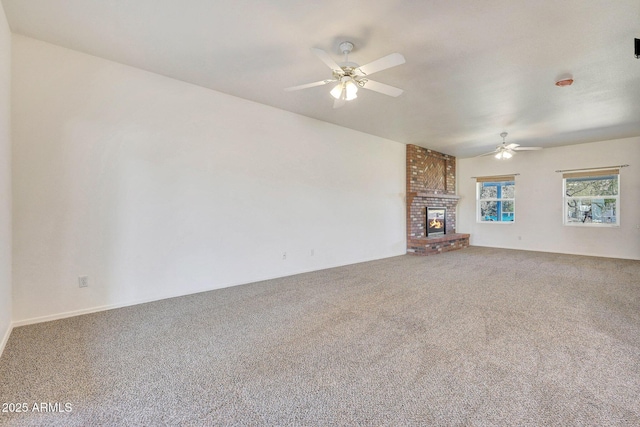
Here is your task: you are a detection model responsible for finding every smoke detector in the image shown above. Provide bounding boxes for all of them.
[555,78,574,87]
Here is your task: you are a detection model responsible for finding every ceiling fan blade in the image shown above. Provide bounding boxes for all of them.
[505,143,520,149]
[356,53,405,76]
[310,48,343,72]
[361,80,404,97]
[284,79,335,92]
[475,150,499,158]
[513,146,542,151]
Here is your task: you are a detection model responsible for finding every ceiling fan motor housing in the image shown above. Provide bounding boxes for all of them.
[339,41,354,55]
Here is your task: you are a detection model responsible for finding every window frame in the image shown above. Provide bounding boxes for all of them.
[476,176,516,224]
[562,170,620,227]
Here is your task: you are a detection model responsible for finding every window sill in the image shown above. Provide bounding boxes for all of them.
[563,223,620,227]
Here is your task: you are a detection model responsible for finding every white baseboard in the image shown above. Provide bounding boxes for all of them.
[11,294,200,328]
[468,244,639,260]
[0,322,12,358]
[12,251,406,328]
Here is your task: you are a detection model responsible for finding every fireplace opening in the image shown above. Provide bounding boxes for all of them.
[426,207,446,236]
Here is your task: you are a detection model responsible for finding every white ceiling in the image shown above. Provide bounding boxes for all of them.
[2,0,640,158]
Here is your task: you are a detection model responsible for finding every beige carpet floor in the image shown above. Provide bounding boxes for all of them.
[0,246,639,426]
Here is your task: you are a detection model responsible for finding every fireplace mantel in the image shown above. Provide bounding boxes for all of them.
[408,192,460,200]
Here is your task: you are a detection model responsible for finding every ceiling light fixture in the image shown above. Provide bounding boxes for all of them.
[330,76,358,101]
[330,83,343,99]
[344,79,358,100]
[494,150,512,160]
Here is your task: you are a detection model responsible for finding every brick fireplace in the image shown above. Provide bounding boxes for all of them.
[406,145,470,255]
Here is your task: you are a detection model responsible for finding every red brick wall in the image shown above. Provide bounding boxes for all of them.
[406,145,456,195]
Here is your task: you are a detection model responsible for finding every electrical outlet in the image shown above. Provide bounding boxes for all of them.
[282,252,287,260]
[78,276,89,288]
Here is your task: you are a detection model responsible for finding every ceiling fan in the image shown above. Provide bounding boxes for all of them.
[285,41,405,109]
[477,132,542,159]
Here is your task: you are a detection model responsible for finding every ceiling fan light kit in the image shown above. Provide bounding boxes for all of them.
[495,150,512,160]
[330,76,358,101]
[285,41,405,108]
[329,84,342,99]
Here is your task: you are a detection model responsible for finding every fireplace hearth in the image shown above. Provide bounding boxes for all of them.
[427,207,446,236]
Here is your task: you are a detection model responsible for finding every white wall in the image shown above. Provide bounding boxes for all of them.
[11,36,406,324]
[458,137,640,260]
[0,3,12,353]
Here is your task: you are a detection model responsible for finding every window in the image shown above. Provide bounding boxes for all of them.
[476,175,515,222]
[563,169,619,226]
